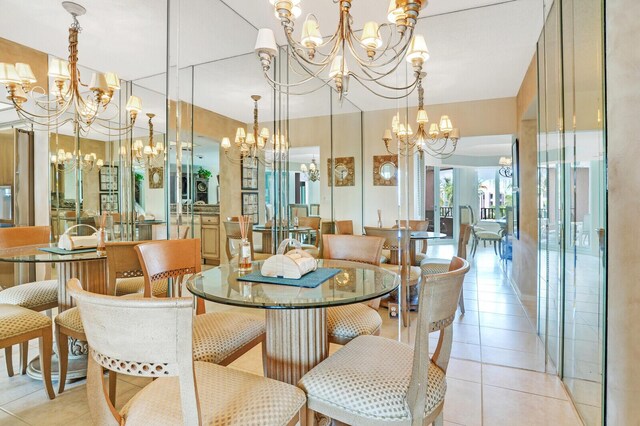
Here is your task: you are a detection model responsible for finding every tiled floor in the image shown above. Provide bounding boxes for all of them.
[0,245,584,425]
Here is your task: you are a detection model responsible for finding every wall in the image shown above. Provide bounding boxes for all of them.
[512,55,538,302]
[606,0,640,422]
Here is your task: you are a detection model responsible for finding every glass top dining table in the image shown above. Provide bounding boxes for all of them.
[186,259,398,310]
[0,243,104,264]
[186,259,399,385]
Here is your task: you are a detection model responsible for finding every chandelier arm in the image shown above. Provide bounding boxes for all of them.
[354,66,420,89]
[286,46,337,79]
[349,73,419,98]
[260,70,331,95]
[284,30,340,68]
[344,20,412,69]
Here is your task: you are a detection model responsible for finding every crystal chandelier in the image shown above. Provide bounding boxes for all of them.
[254,0,430,100]
[499,157,513,177]
[50,144,103,173]
[382,77,459,158]
[0,2,142,136]
[221,95,288,166]
[132,113,164,169]
[301,157,320,182]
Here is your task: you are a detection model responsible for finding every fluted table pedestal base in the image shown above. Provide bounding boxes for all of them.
[264,308,328,385]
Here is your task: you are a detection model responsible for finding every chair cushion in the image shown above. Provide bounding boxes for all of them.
[0,304,52,340]
[420,262,450,275]
[115,277,168,297]
[55,307,84,333]
[298,335,446,424]
[121,361,306,425]
[193,312,265,364]
[380,264,421,284]
[475,231,501,240]
[0,280,58,310]
[381,249,391,263]
[327,304,382,341]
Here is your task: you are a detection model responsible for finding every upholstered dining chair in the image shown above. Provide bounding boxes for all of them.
[0,226,57,374]
[1,304,55,399]
[223,220,270,262]
[364,226,421,326]
[67,278,306,426]
[335,220,354,235]
[394,219,430,265]
[135,239,266,368]
[471,221,503,257]
[299,257,470,426]
[56,241,164,397]
[421,224,472,314]
[322,235,385,345]
[297,216,321,258]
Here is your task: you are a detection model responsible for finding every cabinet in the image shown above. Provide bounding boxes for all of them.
[201,215,220,265]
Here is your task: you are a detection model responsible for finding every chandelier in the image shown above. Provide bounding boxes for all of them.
[499,157,512,177]
[132,113,164,169]
[50,147,103,173]
[382,78,459,158]
[301,157,320,182]
[221,95,288,166]
[0,2,142,136]
[254,0,430,100]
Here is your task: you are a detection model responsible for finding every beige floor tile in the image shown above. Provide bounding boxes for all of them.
[480,327,544,353]
[447,358,482,383]
[452,323,480,345]
[478,312,535,333]
[482,364,567,400]
[481,346,545,371]
[483,385,582,425]
[0,408,30,426]
[1,377,138,426]
[443,377,482,426]
[477,301,527,316]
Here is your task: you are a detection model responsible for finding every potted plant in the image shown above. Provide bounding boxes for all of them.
[197,167,212,180]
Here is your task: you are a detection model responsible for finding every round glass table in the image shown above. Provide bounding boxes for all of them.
[187,259,398,384]
[0,243,107,381]
[410,231,447,265]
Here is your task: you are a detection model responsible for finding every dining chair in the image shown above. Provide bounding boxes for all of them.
[471,221,503,257]
[394,219,430,265]
[364,226,422,326]
[297,216,321,258]
[299,257,470,426]
[0,304,55,399]
[223,220,270,262]
[135,239,266,367]
[335,220,354,235]
[421,224,472,314]
[67,278,306,426]
[0,226,57,374]
[322,234,385,345]
[289,203,309,219]
[56,241,164,398]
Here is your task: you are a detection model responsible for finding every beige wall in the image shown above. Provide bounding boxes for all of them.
[512,56,538,302]
[606,0,640,422]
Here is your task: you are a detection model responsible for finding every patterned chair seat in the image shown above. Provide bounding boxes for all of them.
[121,361,306,425]
[115,277,169,297]
[327,304,382,342]
[193,312,265,364]
[55,307,84,333]
[419,261,450,276]
[0,280,58,311]
[298,335,446,425]
[0,304,52,340]
[380,264,421,285]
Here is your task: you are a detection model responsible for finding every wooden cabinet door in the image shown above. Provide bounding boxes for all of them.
[201,225,219,261]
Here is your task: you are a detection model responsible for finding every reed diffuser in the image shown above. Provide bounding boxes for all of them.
[97,213,107,256]
[377,209,382,228]
[237,215,252,272]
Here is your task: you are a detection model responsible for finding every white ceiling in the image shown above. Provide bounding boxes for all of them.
[0,0,543,123]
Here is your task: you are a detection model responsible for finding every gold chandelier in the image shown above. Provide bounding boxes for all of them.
[382,77,459,158]
[50,146,103,173]
[132,113,164,169]
[255,0,430,99]
[0,2,142,136]
[301,157,320,182]
[221,95,288,166]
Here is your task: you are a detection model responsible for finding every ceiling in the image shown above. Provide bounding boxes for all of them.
[0,0,543,123]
